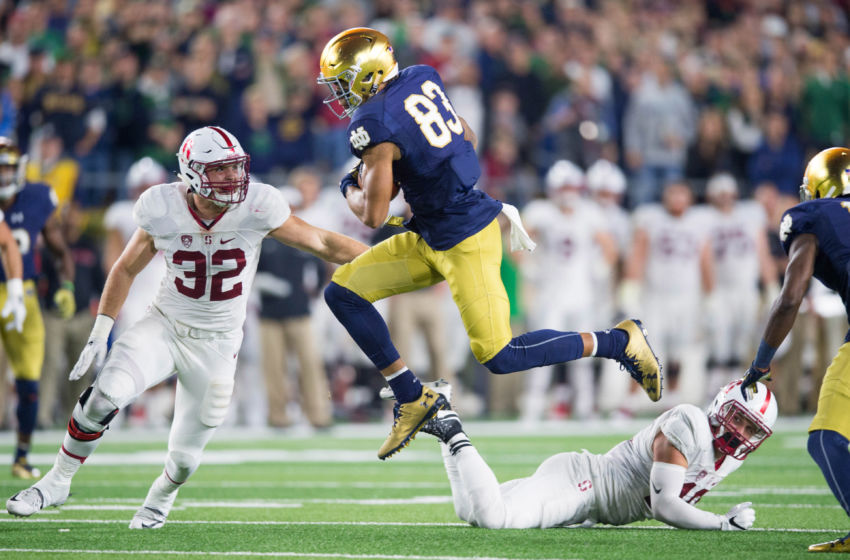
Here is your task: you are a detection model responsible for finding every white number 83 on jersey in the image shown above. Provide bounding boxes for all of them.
[404,80,463,148]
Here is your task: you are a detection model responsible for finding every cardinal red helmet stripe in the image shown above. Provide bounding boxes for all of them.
[760,388,772,415]
[207,126,233,148]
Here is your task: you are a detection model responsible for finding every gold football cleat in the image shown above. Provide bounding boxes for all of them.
[11,458,41,480]
[809,535,850,553]
[613,319,663,402]
[378,386,447,460]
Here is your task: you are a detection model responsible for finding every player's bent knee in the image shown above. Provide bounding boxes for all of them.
[200,377,234,428]
[72,385,122,433]
[166,450,200,483]
[482,346,518,375]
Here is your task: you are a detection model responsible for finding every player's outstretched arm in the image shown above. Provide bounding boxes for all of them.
[760,233,817,349]
[269,215,369,265]
[649,432,753,530]
[743,232,818,394]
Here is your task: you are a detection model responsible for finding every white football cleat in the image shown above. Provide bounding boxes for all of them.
[379,379,452,403]
[129,506,168,529]
[6,479,69,517]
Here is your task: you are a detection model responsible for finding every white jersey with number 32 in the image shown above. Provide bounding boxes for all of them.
[133,181,291,332]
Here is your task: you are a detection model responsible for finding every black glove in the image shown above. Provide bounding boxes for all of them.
[741,364,771,400]
[339,161,362,197]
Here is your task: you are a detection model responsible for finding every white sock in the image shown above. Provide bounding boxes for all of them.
[142,472,181,515]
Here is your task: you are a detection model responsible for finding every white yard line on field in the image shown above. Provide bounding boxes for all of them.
[0,519,841,533]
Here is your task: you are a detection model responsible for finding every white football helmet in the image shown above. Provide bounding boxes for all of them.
[126,157,168,199]
[545,159,585,195]
[586,159,626,195]
[177,126,250,206]
[708,380,777,459]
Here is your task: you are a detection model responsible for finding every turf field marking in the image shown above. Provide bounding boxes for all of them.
[0,549,577,560]
[0,518,841,532]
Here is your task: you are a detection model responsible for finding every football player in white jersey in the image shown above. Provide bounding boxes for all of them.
[621,181,714,408]
[103,157,169,339]
[703,173,778,398]
[521,160,617,421]
[6,126,369,528]
[420,380,775,530]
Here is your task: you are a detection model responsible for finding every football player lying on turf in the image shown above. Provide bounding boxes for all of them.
[412,380,775,530]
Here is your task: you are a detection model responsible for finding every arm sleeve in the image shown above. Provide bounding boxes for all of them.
[649,462,722,530]
[779,204,816,255]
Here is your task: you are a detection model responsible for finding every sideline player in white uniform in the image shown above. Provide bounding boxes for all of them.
[521,160,616,421]
[622,181,713,408]
[703,173,778,397]
[103,157,169,338]
[419,380,775,530]
[6,126,369,528]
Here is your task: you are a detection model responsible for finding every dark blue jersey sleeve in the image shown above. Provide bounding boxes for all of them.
[347,116,394,158]
[779,203,818,255]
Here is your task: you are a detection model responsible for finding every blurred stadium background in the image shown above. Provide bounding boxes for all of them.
[0,0,847,437]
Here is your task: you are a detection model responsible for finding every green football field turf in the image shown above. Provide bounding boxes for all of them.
[0,418,843,560]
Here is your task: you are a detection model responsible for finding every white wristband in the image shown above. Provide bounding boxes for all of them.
[6,278,22,297]
[90,314,115,340]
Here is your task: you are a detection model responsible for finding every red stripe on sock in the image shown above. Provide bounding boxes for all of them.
[67,418,103,442]
[164,469,183,486]
[61,445,87,464]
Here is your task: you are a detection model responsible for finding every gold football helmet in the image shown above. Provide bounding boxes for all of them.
[0,137,25,200]
[317,27,397,119]
[800,147,850,201]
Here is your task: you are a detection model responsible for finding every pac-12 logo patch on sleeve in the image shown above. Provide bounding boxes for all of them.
[779,214,793,242]
[349,126,371,151]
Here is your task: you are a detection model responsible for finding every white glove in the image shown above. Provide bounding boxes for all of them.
[719,501,755,531]
[69,314,114,381]
[617,279,642,317]
[1,278,25,332]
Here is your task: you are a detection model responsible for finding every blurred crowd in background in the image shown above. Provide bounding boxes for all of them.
[1,0,849,431]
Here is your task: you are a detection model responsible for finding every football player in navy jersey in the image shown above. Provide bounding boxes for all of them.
[0,137,75,479]
[317,28,663,460]
[741,147,850,552]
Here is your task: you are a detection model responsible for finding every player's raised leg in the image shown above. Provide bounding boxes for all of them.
[438,221,662,401]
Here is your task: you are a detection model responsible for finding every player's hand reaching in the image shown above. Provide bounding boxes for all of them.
[719,501,755,530]
[1,278,26,332]
[69,314,114,381]
[741,364,771,400]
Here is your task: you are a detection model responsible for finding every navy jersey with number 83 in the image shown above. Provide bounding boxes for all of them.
[346,64,502,250]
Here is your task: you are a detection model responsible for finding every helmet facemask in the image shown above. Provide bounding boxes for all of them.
[707,381,776,460]
[318,66,364,119]
[710,399,772,459]
[177,126,251,208]
[189,155,250,207]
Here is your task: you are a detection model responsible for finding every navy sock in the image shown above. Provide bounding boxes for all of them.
[387,369,423,403]
[808,430,850,516]
[324,282,400,369]
[593,328,629,359]
[484,330,584,374]
[14,443,28,463]
[15,379,38,437]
